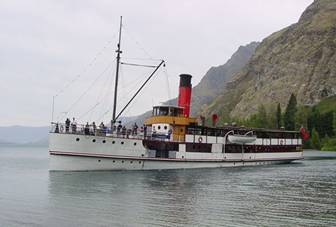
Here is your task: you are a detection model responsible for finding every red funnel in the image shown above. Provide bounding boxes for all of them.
[177,74,192,117]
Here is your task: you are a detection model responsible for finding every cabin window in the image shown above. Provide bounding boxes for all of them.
[92,139,96,142]
[76,138,80,141]
[159,107,169,116]
[164,126,167,130]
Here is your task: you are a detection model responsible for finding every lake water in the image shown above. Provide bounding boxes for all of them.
[0,146,335,227]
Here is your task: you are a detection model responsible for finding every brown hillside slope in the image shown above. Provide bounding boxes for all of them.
[203,0,336,120]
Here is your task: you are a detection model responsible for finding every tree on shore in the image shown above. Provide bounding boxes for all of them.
[284,94,297,130]
[311,128,321,150]
[257,104,267,128]
[333,111,336,136]
[276,103,281,129]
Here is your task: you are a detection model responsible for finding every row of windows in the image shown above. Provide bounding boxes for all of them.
[75,138,137,146]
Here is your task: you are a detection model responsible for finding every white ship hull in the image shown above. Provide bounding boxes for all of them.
[49,133,303,171]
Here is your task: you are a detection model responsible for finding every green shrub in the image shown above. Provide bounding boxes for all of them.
[321,136,336,151]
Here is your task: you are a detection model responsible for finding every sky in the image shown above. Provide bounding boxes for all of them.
[0,0,313,126]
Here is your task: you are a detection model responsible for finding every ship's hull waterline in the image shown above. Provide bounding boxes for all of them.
[49,133,303,171]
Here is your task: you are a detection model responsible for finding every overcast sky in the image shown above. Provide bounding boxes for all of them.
[0,0,313,126]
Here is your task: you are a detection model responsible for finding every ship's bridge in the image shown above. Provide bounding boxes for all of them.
[144,105,197,141]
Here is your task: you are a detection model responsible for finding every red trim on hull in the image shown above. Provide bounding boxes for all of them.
[49,150,303,162]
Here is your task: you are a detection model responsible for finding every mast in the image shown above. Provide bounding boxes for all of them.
[112,16,123,125]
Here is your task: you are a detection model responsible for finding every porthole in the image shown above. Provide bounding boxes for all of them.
[158,126,161,130]
[76,138,80,141]
[134,142,137,146]
[121,141,124,145]
[182,156,184,158]
[141,154,144,157]
[112,160,115,163]
[92,139,96,142]
[164,126,167,130]
[122,160,124,163]
[139,161,141,164]
[98,159,101,162]
[130,161,133,164]
[102,140,106,143]
[112,141,115,144]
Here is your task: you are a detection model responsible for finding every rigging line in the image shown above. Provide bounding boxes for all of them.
[62,62,113,118]
[115,60,165,121]
[164,69,172,102]
[54,36,117,98]
[87,67,114,122]
[120,62,157,68]
[94,67,115,122]
[78,102,101,120]
[122,26,153,59]
[122,57,163,62]
[118,70,153,90]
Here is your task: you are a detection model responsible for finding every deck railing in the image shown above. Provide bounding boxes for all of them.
[50,122,185,142]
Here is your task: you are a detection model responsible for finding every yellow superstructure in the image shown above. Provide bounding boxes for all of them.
[144,105,197,141]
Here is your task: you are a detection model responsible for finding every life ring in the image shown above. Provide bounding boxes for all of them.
[198,137,203,143]
[280,139,284,145]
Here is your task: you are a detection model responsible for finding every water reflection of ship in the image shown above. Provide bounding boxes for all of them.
[48,170,208,225]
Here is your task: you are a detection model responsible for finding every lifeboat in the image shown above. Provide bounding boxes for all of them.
[227,134,257,144]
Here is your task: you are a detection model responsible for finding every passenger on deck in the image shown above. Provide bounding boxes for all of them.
[65,118,70,132]
[117,123,122,135]
[132,123,138,135]
[55,123,59,133]
[122,126,126,137]
[99,122,105,134]
[144,125,147,138]
[168,128,172,140]
[84,122,90,135]
[127,129,132,138]
[71,118,77,133]
[92,122,96,135]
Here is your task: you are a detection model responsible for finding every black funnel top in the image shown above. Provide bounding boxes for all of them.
[179,74,192,87]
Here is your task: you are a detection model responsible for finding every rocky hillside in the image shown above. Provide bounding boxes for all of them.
[203,0,336,120]
[190,42,258,115]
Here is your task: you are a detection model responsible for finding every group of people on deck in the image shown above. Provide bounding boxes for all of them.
[54,118,146,138]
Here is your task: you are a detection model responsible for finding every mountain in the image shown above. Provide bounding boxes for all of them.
[0,126,49,145]
[191,42,259,115]
[129,42,259,125]
[203,0,336,120]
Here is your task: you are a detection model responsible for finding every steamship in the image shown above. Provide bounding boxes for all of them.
[49,18,304,171]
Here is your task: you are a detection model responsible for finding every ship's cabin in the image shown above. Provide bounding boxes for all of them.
[145,105,197,141]
[152,105,184,117]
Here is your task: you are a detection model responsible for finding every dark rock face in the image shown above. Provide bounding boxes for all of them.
[204,0,336,119]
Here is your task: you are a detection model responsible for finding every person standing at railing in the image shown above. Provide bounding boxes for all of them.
[71,118,77,133]
[122,126,126,137]
[144,125,147,138]
[117,123,122,136]
[55,123,59,133]
[92,122,96,135]
[65,118,70,132]
[84,122,90,135]
[132,123,138,136]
